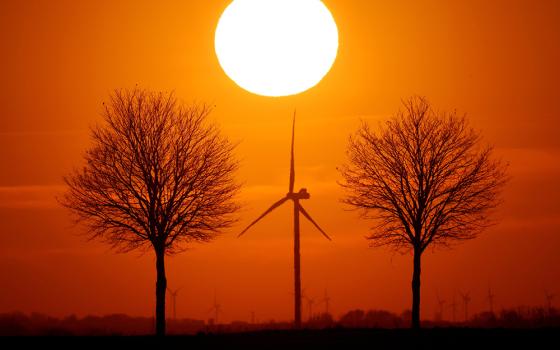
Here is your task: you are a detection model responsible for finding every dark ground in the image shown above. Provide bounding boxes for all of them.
[8,328,560,349]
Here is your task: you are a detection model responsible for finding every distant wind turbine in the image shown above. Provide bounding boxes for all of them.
[320,289,331,315]
[545,290,555,313]
[460,291,471,322]
[208,293,222,325]
[487,288,495,314]
[167,287,181,320]
[449,294,458,323]
[436,292,446,321]
[238,113,332,329]
[303,293,315,321]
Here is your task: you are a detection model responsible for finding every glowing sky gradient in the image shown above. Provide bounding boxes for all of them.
[0,0,559,323]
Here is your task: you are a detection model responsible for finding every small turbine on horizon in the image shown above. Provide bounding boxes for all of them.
[436,291,446,321]
[449,293,458,323]
[208,293,222,326]
[320,289,331,315]
[487,288,495,314]
[303,293,316,321]
[460,291,471,322]
[545,290,556,313]
[238,113,332,329]
[167,287,181,320]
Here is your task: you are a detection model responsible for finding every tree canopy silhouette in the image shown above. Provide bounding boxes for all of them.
[61,88,240,336]
[339,96,507,329]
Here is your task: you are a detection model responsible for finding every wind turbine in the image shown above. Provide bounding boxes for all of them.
[208,294,222,325]
[436,292,446,321]
[545,290,555,313]
[239,114,332,329]
[460,291,471,322]
[487,288,495,314]
[320,289,331,315]
[449,294,458,323]
[303,293,315,321]
[167,287,181,320]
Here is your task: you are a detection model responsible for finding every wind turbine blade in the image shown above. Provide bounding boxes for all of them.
[289,111,296,193]
[299,205,332,241]
[238,197,289,237]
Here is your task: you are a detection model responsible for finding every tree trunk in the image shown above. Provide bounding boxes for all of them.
[155,248,167,336]
[293,200,302,329]
[411,246,422,329]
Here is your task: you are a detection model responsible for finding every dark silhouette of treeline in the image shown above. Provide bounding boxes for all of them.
[0,313,203,336]
[335,307,560,329]
[2,306,558,336]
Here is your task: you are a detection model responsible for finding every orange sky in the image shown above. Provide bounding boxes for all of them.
[1,0,559,323]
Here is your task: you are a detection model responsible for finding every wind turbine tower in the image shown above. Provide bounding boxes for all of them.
[436,292,446,321]
[487,288,495,314]
[167,287,181,320]
[449,294,458,323]
[208,294,222,325]
[304,294,315,321]
[460,291,471,322]
[545,290,556,313]
[321,289,331,315]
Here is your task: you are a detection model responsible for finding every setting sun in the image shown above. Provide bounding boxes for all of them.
[214,0,339,97]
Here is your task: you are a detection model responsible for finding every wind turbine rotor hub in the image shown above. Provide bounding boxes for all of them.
[287,189,310,200]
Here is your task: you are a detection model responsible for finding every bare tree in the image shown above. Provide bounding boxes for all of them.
[61,88,240,336]
[339,96,507,329]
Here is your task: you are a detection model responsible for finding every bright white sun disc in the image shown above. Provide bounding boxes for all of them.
[215,0,339,97]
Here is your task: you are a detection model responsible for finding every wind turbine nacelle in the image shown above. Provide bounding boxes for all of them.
[288,188,310,200]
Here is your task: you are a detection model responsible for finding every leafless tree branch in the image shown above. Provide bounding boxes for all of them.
[339,96,507,253]
[61,88,241,254]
